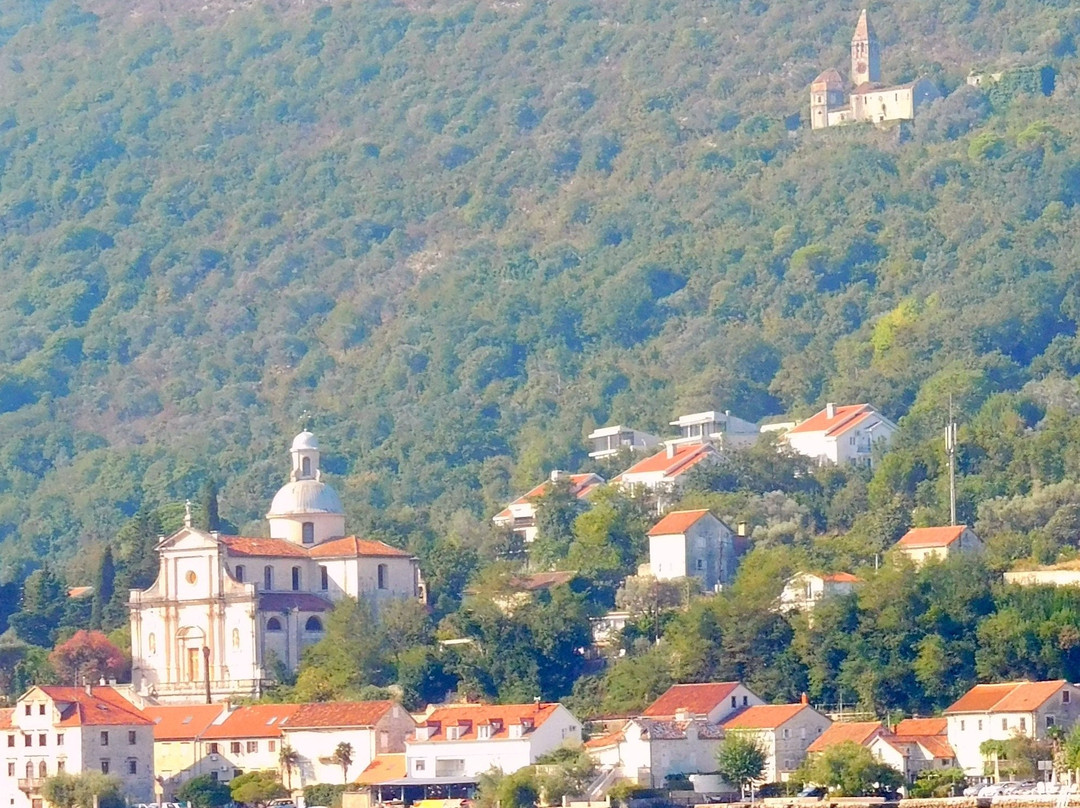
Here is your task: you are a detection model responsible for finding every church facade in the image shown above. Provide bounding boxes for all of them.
[810,10,939,130]
[129,431,425,704]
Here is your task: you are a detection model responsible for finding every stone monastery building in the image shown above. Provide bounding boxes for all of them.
[129,431,425,704]
[810,9,939,130]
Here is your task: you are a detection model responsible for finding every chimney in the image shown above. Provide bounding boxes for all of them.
[800,692,809,705]
[84,682,92,696]
[826,403,835,419]
[550,469,565,482]
[666,442,676,459]
[736,521,747,537]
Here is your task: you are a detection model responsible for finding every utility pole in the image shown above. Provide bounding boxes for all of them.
[946,397,958,527]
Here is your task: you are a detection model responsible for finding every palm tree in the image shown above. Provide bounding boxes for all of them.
[279,743,300,791]
[333,741,354,784]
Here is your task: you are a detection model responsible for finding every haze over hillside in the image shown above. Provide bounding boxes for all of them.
[1,0,1080,578]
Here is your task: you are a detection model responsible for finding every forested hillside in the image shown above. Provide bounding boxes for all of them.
[1,0,1080,584]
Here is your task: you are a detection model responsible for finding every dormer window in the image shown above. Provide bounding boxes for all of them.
[447,726,462,740]
[478,724,492,740]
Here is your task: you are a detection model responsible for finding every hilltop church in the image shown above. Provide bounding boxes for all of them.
[810,9,939,130]
[129,431,425,704]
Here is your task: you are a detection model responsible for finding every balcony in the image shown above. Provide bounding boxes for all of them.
[18,778,44,793]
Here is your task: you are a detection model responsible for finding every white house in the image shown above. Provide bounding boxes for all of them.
[945,680,1080,777]
[129,430,426,704]
[282,700,416,788]
[613,443,720,509]
[0,686,155,808]
[647,510,746,590]
[721,703,832,782]
[144,702,229,800]
[895,526,984,568]
[642,682,765,724]
[199,703,300,785]
[778,572,862,613]
[492,471,604,545]
[668,410,759,450]
[805,718,954,783]
[783,403,896,467]
[584,718,726,788]
[405,703,582,782]
[587,425,661,459]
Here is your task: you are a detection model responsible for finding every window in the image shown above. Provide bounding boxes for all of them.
[210,771,219,782]
[38,760,47,777]
[6,734,12,747]
[57,733,63,746]
[269,740,276,752]
[782,728,790,739]
[960,720,965,731]
[302,457,311,477]
[23,705,30,716]
[1002,719,1008,730]
[24,735,31,747]
[56,760,64,773]
[435,759,466,778]
[415,760,426,772]
[235,565,245,583]
[38,704,45,716]
[247,741,258,753]
[305,616,323,632]
[978,720,983,731]
[38,733,46,746]
[230,741,241,754]
[264,566,273,590]
[128,759,138,775]
[148,633,156,654]
[379,730,390,750]
[208,742,219,754]
[25,762,32,779]
[1019,717,1027,732]
[1047,716,1056,728]
[292,566,301,591]
[1065,690,1072,704]
[128,730,137,745]
[320,566,329,591]
[100,731,109,746]
[696,559,703,570]
[232,628,241,649]
[266,617,282,632]
[731,696,737,708]
[302,522,315,544]
[377,563,389,590]
[742,696,748,706]
[478,725,492,740]
[101,760,110,774]
[6,762,12,776]
[801,727,807,739]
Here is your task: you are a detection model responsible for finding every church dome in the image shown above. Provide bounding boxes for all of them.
[268,479,344,516]
[291,430,319,451]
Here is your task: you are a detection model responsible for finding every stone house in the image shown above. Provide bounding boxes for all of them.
[721,702,832,782]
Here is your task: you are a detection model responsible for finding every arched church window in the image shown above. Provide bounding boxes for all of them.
[235,565,245,583]
[232,628,240,649]
[320,566,329,591]
[377,563,388,590]
[305,616,323,632]
[148,633,156,655]
[291,566,301,591]
[266,617,282,632]
[264,566,273,591]
[302,522,314,545]
[302,456,311,477]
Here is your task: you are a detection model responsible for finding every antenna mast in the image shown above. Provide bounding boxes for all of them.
[946,398,957,526]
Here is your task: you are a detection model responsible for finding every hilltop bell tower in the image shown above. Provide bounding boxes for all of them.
[850,9,880,86]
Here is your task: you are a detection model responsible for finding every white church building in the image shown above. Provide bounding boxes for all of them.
[129,431,425,704]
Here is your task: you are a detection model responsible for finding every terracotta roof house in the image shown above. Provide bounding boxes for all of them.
[199,703,300,787]
[647,510,747,591]
[283,700,416,789]
[1,686,155,804]
[643,682,764,724]
[722,703,832,781]
[945,680,1080,776]
[583,717,728,788]
[144,703,229,799]
[783,403,896,468]
[778,572,863,614]
[895,526,983,567]
[406,702,582,781]
[806,720,886,754]
[492,471,605,545]
[613,443,721,510]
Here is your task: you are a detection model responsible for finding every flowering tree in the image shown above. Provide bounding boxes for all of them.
[49,631,126,686]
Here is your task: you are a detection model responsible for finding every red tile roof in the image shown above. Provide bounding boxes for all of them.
[897,526,967,549]
[222,536,310,557]
[893,717,946,736]
[36,686,152,727]
[807,721,883,753]
[722,704,812,731]
[945,680,1067,714]
[201,703,300,739]
[584,723,627,750]
[413,703,561,742]
[787,404,879,437]
[643,682,741,718]
[648,510,712,536]
[822,572,862,583]
[144,704,228,741]
[912,735,956,759]
[500,474,605,513]
[615,444,717,481]
[309,536,413,559]
[356,754,407,785]
[286,700,397,729]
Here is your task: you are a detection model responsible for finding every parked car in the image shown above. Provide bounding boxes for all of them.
[977,784,1003,797]
[797,786,827,799]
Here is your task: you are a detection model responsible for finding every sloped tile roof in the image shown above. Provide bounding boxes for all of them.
[413,703,561,742]
[643,682,741,718]
[913,735,956,759]
[893,717,947,736]
[812,68,844,89]
[807,721,883,753]
[356,754,407,785]
[286,700,396,729]
[897,526,968,549]
[499,474,605,514]
[37,686,152,727]
[722,704,811,731]
[144,704,228,740]
[648,510,712,536]
[615,444,717,481]
[945,680,1066,714]
[222,536,310,557]
[787,404,878,437]
[201,703,300,739]
[309,536,413,558]
[584,723,627,749]
[822,572,862,583]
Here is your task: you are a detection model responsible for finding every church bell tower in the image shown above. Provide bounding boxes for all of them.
[850,9,880,86]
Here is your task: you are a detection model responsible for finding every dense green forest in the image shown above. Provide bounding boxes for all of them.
[5,0,1080,714]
